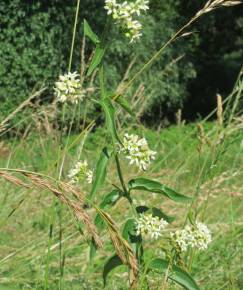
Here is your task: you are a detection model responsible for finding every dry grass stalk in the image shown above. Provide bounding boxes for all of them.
[196,0,242,17]
[0,172,31,189]
[0,87,46,134]
[98,210,138,287]
[197,123,210,151]
[176,109,182,127]
[217,94,223,127]
[0,170,103,248]
[0,169,138,277]
[199,170,243,203]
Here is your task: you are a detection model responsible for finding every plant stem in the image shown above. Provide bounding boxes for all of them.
[188,249,195,272]
[115,154,128,194]
[114,154,137,216]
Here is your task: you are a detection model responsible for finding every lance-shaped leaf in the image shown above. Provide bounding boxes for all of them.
[128,178,191,203]
[84,19,100,44]
[87,45,105,76]
[136,206,175,223]
[89,147,110,200]
[95,189,121,230]
[103,255,123,286]
[152,207,175,223]
[115,96,134,116]
[122,218,137,241]
[148,258,200,290]
[90,189,121,260]
[101,97,121,144]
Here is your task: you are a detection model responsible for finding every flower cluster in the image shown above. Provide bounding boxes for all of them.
[172,222,212,252]
[104,0,149,43]
[54,72,85,104]
[135,213,168,240]
[68,160,93,184]
[120,133,156,170]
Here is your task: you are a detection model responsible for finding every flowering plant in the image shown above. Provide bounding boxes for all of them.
[52,1,243,289]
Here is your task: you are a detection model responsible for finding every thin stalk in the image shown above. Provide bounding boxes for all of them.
[68,0,81,72]
[188,249,195,272]
[114,154,137,217]
[114,154,128,194]
[113,16,198,100]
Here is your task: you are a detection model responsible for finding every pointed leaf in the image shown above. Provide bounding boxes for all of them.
[89,147,110,199]
[100,189,121,208]
[101,97,121,144]
[87,45,105,76]
[136,205,149,214]
[90,190,121,260]
[115,96,134,116]
[128,178,191,203]
[95,189,121,231]
[122,218,136,241]
[89,238,97,261]
[103,255,123,286]
[152,207,175,223]
[135,206,175,223]
[148,258,200,290]
[84,19,100,44]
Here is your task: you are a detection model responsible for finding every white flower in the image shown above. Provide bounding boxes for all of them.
[104,0,119,15]
[54,72,85,104]
[171,222,212,252]
[171,225,193,252]
[86,169,94,184]
[104,0,149,43]
[120,133,156,170]
[191,222,212,250]
[136,213,168,240]
[68,160,93,184]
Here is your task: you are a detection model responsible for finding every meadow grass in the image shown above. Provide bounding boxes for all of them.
[0,121,242,289]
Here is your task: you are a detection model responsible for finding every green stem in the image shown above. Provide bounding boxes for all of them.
[115,154,128,194]
[188,249,195,272]
[114,154,137,216]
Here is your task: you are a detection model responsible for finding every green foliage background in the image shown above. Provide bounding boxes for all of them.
[0,0,242,125]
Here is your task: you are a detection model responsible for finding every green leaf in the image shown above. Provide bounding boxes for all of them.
[84,19,100,44]
[152,207,175,223]
[122,218,136,241]
[103,255,123,286]
[135,206,175,223]
[90,189,121,260]
[101,97,121,144]
[87,45,105,76]
[128,178,191,203]
[100,189,121,208]
[89,238,97,261]
[115,96,134,116]
[148,258,200,290]
[89,147,110,199]
[95,189,121,231]
[136,205,149,214]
